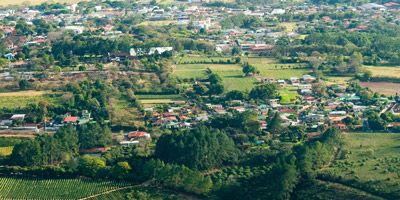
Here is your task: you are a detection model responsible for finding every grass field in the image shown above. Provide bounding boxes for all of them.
[364,66,400,78]
[174,64,257,91]
[0,0,83,6]
[137,94,185,106]
[109,97,144,127]
[322,133,400,197]
[0,91,61,109]
[0,178,130,199]
[325,76,352,86]
[279,86,299,104]
[245,57,310,79]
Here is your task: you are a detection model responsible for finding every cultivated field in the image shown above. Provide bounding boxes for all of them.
[0,178,130,199]
[0,91,61,109]
[364,66,400,78]
[138,94,185,106]
[322,133,400,198]
[360,82,400,96]
[0,0,83,7]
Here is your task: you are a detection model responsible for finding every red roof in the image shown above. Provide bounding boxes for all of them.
[128,131,149,139]
[64,116,78,123]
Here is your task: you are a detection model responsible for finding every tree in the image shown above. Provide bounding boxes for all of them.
[367,112,386,131]
[266,112,282,135]
[111,162,132,180]
[95,63,104,71]
[231,46,242,56]
[225,90,246,100]
[78,123,112,149]
[242,62,256,76]
[18,79,33,90]
[249,83,278,101]
[208,83,224,95]
[208,73,222,84]
[349,52,363,73]
[78,155,106,178]
[155,126,238,170]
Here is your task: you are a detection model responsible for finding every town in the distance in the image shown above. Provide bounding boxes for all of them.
[0,0,399,199]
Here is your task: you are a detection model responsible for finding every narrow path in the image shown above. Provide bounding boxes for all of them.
[80,180,152,200]
[79,185,136,200]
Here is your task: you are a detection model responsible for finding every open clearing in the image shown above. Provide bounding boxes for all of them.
[0,91,61,109]
[245,57,310,79]
[174,64,257,91]
[321,133,400,198]
[360,82,400,96]
[0,0,83,6]
[174,57,309,91]
[364,66,400,78]
[137,94,185,106]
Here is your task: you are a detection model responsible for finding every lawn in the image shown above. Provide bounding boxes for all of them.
[321,133,400,198]
[279,86,299,104]
[174,64,256,91]
[364,66,400,78]
[0,91,61,109]
[0,178,130,199]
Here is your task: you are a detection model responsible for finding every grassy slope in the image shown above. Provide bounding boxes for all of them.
[0,91,61,109]
[321,133,400,197]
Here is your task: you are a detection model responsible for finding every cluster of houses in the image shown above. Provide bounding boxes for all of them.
[139,73,397,138]
[0,110,93,133]
[1,1,399,62]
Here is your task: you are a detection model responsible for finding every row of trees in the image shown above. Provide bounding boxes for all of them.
[11,123,112,166]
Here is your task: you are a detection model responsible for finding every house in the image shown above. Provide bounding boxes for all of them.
[127,131,151,140]
[64,116,79,124]
[120,141,140,146]
[302,75,316,83]
[4,53,14,60]
[271,9,285,15]
[11,114,25,121]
